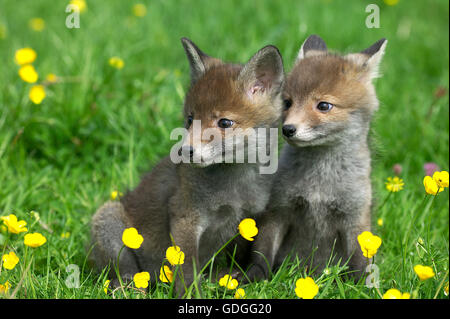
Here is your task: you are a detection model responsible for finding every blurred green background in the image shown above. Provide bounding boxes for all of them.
[0,0,448,298]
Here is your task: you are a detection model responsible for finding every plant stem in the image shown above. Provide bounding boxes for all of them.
[115,245,127,299]
[377,191,392,212]
[433,269,449,299]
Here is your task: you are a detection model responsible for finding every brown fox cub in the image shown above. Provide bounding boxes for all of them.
[90,38,284,293]
[246,35,387,280]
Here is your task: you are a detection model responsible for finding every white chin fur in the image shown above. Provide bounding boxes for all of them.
[285,134,329,147]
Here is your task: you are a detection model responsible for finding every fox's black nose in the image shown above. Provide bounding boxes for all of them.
[282,125,297,138]
[181,145,194,158]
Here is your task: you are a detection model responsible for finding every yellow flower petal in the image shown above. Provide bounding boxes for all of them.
[357,231,382,259]
[423,176,444,195]
[103,280,110,294]
[383,0,399,5]
[383,288,410,299]
[19,64,39,83]
[165,245,185,265]
[385,176,404,192]
[132,4,147,17]
[29,85,46,104]
[70,0,87,13]
[109,57,124,69]
[24,232,47,248]
[1,214,28,234]
[234,288,246,299]
[29,18,45,32]
[110,190,123,200]
[159,265,173,283]
[0,281,11,295]
[46,73,58,83]
[295,277,319,299]
[133,271,150,288]
[238,218,258,241]
[219,274,239,290]
[15,48,37,65]
[414,265,435,281]
[433,171,449,188]
[2,252,19,270]
[122,227,144,249]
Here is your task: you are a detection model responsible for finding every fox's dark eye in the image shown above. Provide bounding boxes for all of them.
[218,118,234,129]
[283,99,293,110]
[186,115,193,128]
[317,102,333,112]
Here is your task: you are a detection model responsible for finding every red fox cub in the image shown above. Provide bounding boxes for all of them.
[247,35,387,280]
[90,38,284,295]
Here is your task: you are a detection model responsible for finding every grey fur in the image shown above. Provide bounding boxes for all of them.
[246,37,387,281]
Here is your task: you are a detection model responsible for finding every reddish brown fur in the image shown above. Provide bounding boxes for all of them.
[184,63,280,143]
[283,54,374,129]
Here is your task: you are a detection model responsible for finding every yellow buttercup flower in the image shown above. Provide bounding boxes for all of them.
[159,265,173,283]
[29,85,46,104]
[24,232,47,248]
[103,279,110,294]
[377,218,383,227]
[414,265,435,281]
[444,282,448,296]
[219,274,239,290]
[166,245,185,266]
[132,3,147,17]
[0,281,11,295]
[295,277,319,299]
[29,18,45,32]
[234,288,246,299]
[61,232,71,239]
[19,64,39,83]
[357,231,382,259]
[423,176,444,195]
[70,0,87,13]
[382,288,410,299]
[109,57,124,69]
[385,176,404,192]
[238,218,258,241]
[122,227,144,249]
[433,171,449,188]
[110,190,123,200]
[133,271,150,289]
[46,73,58,83]
[15,48,37,65]
[383,0,399,5]
[1,214,28,234]
[2,252,19,270]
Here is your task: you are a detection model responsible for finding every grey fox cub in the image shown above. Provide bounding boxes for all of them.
[247,35,387,280]
[90,38,284,294]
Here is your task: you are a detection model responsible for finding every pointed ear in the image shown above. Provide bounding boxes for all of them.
[361,38,387,79]
[238,45,284,98]
[181,37,222,84]
[296,34,327,61]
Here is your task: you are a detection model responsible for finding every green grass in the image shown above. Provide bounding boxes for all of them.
[0,0,448,299]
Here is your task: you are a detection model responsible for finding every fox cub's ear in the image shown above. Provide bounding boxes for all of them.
[238,45,284,98]
[360,38,387,79]
[181,37,222,84]
[296,34,327,61]
[346,38,388,80]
